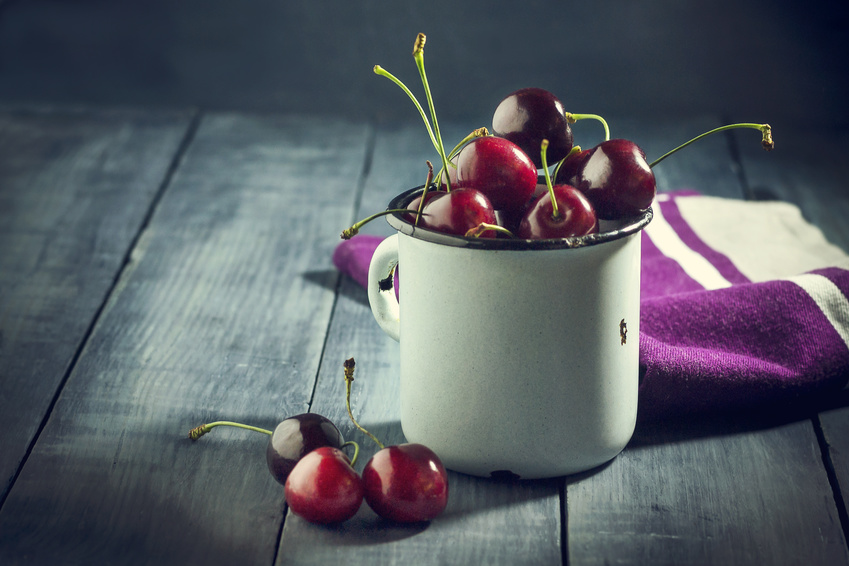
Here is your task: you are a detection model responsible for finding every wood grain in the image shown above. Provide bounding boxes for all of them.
[0,106,193,502]
[276,121,563,565]
[0,112,371,565]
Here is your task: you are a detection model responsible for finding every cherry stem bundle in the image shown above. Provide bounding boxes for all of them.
[649,123,773,168]
[343,358,385,450]
[188,421,272,441]
[413,33,452,191]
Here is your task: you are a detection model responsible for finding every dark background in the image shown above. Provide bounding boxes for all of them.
[0,1,847,138]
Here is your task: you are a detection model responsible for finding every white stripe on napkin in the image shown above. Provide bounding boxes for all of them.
[676,196,849,282]
[645,196,733,290]
[783,273,849,350]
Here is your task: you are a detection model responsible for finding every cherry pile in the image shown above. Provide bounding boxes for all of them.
[188,358,449,525]
[343,33,773,241]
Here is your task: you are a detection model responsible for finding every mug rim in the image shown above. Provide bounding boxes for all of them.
[385,185,654,251]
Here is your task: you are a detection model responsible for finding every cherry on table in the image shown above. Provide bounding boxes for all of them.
[492,87,574,169]
[266,413,345,485]
[284,446,364,524]
[362,443,449,523]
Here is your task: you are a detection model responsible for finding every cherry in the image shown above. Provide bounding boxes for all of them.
[362,443,449,523]
[517,139,597,239]
[188,414,345,486]
[518,185,598,239]
[284,446,364,524]
[343,358,449,523]
[417,187,498,238]
[491,87,574,169]
[266,413,345,485]
[563,139,656,220]
[455,136,537,213]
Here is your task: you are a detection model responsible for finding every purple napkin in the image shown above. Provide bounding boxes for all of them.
[333,191,849,420]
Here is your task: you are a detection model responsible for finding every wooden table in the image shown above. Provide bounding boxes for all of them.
[1,105,847,565]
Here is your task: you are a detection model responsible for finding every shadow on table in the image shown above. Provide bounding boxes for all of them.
[630,386,849,448]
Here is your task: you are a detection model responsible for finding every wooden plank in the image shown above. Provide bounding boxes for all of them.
[565,118,849,565]
[0,113,371,565]
[736,125,849,533]
[568,414,849,565]
[276,121,563,565]
[0,105,194,501]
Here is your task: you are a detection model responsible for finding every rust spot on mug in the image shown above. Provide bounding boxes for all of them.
[619,319,627,345]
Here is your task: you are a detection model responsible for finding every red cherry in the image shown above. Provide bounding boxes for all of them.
[553,147,591,187]
[455,136,537,213]
[362,443,449,523]
[517,184,598,239]
[417,188,497,237]
[566,139,656,220]
[284,446,364,524]
[403,188,447,223]
[491,87,574,169]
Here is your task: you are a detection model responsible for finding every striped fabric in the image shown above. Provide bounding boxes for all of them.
[638,191,849,419]
[333,191,849,420]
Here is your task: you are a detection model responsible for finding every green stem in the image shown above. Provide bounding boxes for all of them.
[465,222,515,239]
[415,161,435,226]
[566,113,610,141]
[341,208,413,239]
[373,65,439,153]
[649,123,773,168]
[341,440,360,467]
[343,358,385,450]
[413,34,452,191]
[188,421,272,441]
[552,145,582,183]
[540,139,559,219]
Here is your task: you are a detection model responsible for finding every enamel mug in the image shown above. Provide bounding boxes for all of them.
[367,186,652,479]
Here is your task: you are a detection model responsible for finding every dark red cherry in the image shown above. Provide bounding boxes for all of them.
[266,413,344,485]
[284,446,364,524]
[492,88,574,169]
[553,147,591,186]
[567,139,656,220]
[403,188,447,223]
[455,136,537,213]
[362,443,449,523]
[418,187,497,237]
[517,184,598,239]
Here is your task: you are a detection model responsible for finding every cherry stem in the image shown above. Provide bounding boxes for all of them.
[566,113,610,141]
[413,33,452,191]
[649,123,773,168]
[341,208,415,239]
[188,421,272,441]
[343,358,385,450]
[434,127,489,188]
[373,65,439,153]
[341,440,360,467]
[414,161,435,226]
[539,139,560,219]
[465,222,515,239]
[552,145,581,183]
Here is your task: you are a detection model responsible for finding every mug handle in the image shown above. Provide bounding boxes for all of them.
[367,234,401,342]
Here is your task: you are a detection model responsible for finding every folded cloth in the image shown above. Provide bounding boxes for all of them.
[333,191,849,420]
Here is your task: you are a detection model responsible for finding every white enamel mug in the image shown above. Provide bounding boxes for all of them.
[367,187,652,479]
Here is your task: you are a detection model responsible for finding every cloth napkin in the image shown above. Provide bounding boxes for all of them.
[333,191,849,421]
